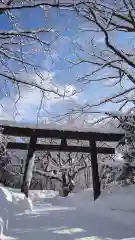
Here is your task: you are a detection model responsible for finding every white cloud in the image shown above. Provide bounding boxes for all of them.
[95,37,104,44]
[0,71,79,122]
[103,78,119,87]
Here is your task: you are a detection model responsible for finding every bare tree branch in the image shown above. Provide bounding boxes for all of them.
[63,0,135,117]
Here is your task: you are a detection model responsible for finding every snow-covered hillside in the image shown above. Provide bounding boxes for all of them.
[0,184,135,240]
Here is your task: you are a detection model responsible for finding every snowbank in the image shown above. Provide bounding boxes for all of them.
[9,191,33,212]
[1,185,135,239]
[75,185,135,228]
[0,185,33,239]
[56,184,135,229]
[28,189,59,201]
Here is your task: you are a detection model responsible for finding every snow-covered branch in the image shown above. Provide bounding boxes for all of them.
[65,0,135,116]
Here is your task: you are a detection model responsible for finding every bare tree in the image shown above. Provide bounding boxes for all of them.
[4,135,91,195]
[25,137,91,195]
[0,0,79,120]
[34,146,90,196]
[65,0,135,117]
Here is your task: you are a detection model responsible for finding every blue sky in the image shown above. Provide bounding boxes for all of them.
[0,5,134,124]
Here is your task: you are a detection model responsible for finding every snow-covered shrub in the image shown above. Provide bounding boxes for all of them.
[0,130,14,187]
[101,113,135,187]
[114,114,135,184]
[100,163,127,190]
[0,131,10,168]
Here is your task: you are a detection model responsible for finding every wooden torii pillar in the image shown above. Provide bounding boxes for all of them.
[21,130,37,197]
[90,141,100,200]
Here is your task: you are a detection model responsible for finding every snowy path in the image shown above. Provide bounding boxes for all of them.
[6,188,135,240]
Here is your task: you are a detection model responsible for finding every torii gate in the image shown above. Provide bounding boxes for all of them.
[0,121,124,200]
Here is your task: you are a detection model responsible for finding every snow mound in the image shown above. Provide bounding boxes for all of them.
[70,185,135,227]
[0,185,12,204]
[28,189,59,201]
[70,184,135,209]
[1,185,135,239]
[9,190,33,212]
[97,184,135,212]
[55,184,135,228]
[0,186,33,239]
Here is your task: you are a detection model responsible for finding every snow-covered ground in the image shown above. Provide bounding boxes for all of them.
[0,184,135,240]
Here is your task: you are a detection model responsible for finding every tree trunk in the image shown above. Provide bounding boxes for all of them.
[61,172,69,197]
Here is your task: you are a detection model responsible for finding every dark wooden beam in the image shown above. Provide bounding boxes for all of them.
[90,141,101,201]
[7,142,115,154]
[60,137,67,146]
[1,125,124,142]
